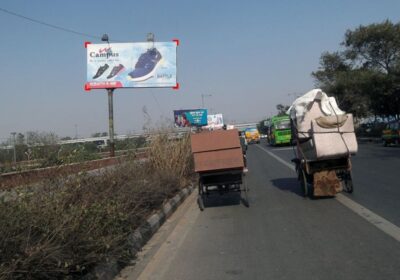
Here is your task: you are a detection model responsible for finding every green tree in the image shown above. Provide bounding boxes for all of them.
[276,104,290,116]
[313,20,400,120]
[257,120,268,135]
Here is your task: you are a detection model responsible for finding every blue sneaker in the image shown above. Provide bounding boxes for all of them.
[128,48,162,81]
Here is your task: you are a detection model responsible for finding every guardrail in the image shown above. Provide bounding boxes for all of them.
[0,149,148,191]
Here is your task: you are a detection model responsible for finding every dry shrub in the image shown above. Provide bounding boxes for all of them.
[0,135,194,279]
[148,132,194,188]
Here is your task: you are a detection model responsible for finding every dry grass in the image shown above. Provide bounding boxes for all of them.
[0,134,193,279]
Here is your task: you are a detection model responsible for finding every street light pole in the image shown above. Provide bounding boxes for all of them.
[11,132,16,165]
[201,94,212,108]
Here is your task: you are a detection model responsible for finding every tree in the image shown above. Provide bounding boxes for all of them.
[276,104,290,116]
[26,131,58,145]
[257,120,268,135]
[343,20,400,75]
[313,20,400,120]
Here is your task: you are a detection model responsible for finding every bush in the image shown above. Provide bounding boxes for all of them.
[0,134,193,279]
[148,133,193,187]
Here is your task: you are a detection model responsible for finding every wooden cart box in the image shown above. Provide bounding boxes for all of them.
[191,129,244,173]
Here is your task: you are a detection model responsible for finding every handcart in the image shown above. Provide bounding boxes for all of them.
[288,90,358,197]
[292,153,353,197]
[191,129,249,210]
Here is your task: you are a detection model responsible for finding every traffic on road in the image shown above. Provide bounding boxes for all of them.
[124,140,400,280]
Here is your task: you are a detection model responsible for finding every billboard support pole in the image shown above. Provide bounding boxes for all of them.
[107,88,115,157]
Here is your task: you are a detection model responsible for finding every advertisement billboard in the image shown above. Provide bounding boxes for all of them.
[174,109,208,127]
[204,114,224,130]
[86,42,177,89]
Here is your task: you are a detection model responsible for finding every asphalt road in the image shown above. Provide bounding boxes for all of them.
[120,141,400,280]
[262,140,400,227]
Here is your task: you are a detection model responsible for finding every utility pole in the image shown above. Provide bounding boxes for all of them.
[101,33,116,158]
[201,94,212,108]
[74,124,78,139]
[11,132,16,165]
[107,88,115,157]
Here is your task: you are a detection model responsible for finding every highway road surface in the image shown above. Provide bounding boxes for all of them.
[117,141,400,280]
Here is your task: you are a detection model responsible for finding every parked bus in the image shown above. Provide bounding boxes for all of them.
[267,115,292,146]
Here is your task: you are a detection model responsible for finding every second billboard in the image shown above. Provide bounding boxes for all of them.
[174,109,208,127]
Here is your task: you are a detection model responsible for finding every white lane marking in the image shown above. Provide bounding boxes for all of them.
[255,144,400,242]
[255,144,296,171]
[335,194,400,242]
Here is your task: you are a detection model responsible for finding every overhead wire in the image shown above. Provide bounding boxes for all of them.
[0,7,121,41]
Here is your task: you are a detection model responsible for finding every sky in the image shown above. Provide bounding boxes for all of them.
[1,0,400,141]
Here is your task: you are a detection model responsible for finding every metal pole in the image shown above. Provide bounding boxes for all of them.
[107,88,115,157]
[11,132,16,165]
[201,94,212,109]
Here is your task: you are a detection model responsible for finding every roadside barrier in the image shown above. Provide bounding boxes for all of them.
[0,149,148,190]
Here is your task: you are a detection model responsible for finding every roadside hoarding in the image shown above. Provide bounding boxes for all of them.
[204,113,224,130]
[174,109,208,127]
[86,42,177,89]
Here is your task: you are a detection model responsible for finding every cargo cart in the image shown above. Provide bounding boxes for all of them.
[191,129,249,210]
[289,97,357,197]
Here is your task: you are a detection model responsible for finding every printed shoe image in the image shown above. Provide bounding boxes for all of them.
[128,48,162,82]
[92,64,109,79]
[107,64,125,79]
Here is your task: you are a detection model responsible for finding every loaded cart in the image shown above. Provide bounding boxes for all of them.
[190,129,249,210]
[288,89,358,197]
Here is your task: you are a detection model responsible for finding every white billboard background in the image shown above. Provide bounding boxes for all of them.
[204,114,224,130]
[86,42,177,89]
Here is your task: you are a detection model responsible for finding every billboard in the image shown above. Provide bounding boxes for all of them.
[86,42,177,89]
[174,109,208,127]
[204,113,224,130]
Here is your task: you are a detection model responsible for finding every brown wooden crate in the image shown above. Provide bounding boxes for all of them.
[193,147,244,172]
[190,129,240,153]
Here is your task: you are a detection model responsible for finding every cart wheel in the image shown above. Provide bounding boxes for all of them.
[197,179,205,211]
[241,179,250,208]
[197,195,205,211]
[300,168,309,198]
[343,171,354,193]
[198,178,202,195]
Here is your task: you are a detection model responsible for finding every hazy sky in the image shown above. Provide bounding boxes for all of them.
[1,0,399,140]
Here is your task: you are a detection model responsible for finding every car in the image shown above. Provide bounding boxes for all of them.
[382,120,400,146]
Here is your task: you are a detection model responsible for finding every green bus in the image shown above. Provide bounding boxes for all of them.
[267,115,292,146]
